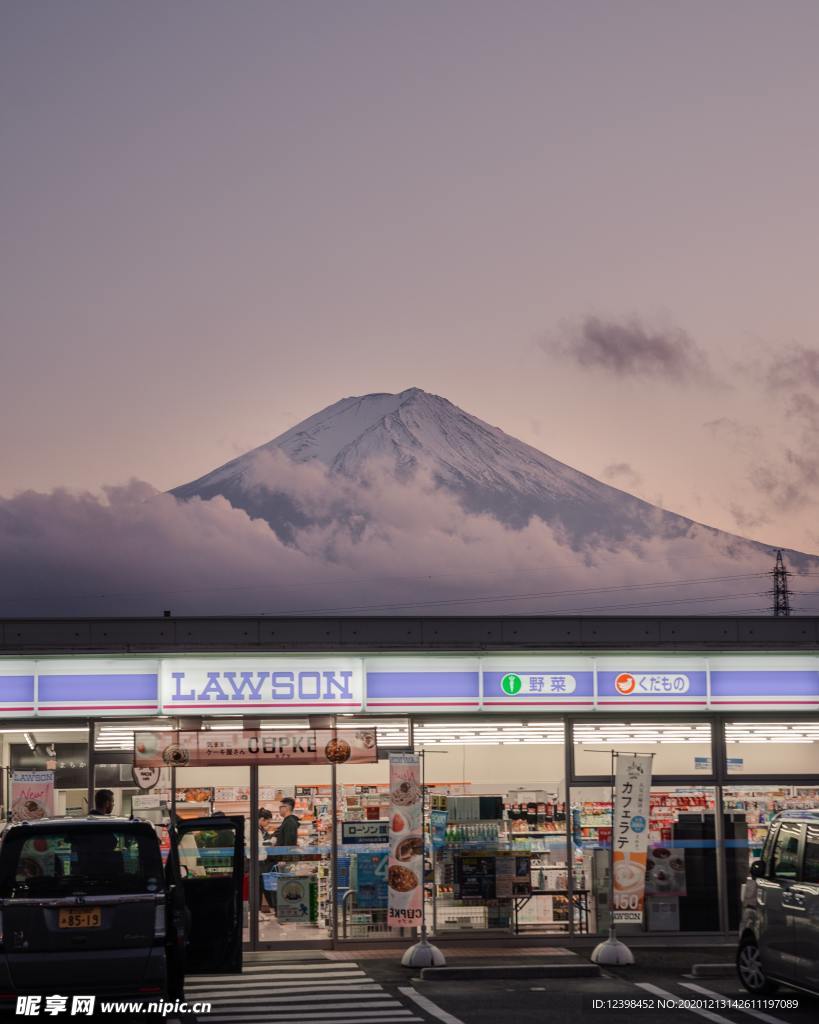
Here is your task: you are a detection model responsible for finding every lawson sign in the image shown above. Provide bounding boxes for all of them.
[160,658,364,713]
[4,654,819,716]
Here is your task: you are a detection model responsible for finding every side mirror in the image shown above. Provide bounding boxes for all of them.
[749,859,766,879]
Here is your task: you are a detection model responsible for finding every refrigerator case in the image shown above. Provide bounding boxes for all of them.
[671,812,748,931]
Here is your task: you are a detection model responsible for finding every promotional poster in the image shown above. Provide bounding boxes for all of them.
[611,753,653,924]
[387,753,423,928]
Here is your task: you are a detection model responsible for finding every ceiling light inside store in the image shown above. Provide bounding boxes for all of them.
[573,724,711,746]
[725,722,819,744]
[413,722,563,745]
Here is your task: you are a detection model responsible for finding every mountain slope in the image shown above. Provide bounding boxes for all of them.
[171,387,814,565]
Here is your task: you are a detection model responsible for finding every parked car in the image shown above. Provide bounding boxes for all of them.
[0,814,244,1008]
[737,809,819,996]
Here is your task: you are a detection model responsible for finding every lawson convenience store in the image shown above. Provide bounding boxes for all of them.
[2,615,819,948]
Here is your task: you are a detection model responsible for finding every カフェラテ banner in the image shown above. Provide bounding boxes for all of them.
[612,753,653,924]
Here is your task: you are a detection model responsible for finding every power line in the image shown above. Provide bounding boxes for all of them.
[269,587,772,617]
[0,568,770,607]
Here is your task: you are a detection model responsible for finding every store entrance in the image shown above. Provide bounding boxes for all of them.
[174,763,253,947]
[255,761,333,946]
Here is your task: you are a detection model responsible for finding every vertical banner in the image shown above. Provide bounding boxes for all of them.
[387,753,423,929]
[11,770,55,822]
[612,753,652,924]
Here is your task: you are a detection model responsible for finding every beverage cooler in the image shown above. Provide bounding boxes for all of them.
[670,811,748,931]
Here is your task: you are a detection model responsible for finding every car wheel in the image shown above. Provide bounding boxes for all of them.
[737,939,779,995]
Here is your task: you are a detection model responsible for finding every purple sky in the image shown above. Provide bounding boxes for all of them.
[3,1,819,555]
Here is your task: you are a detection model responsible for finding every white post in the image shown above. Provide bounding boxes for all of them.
[591,750,635,965]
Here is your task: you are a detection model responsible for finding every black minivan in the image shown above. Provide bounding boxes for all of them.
[737,810,819,996]
[0,814,244,1007]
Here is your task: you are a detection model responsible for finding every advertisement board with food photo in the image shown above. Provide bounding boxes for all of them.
[11,771,54,823]
[387,753,423,928]
[645,847,687,897]
[134,728,377,767]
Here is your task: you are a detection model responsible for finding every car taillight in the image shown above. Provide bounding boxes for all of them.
[154,902,165,938]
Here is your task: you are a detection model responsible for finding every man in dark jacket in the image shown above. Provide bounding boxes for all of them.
[273,798,299,848]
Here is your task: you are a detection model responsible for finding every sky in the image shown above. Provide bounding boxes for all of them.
[3,1,819,614]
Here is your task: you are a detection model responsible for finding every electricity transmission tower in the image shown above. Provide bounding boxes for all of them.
[770,549,792,617]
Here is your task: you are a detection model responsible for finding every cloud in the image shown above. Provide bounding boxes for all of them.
[0,460,802,618]
[703,418,762,449]
[545,316,718,383]
[742,351,819,514]
[728,502,771,531]
[765,344,819,392]
[601,462,642,489]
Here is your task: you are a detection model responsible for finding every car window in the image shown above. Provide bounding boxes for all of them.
[0,828,164,898]
[177,826,236,878]
[761,823,779,867]
[804,825,819,884]
[770,822,803,882]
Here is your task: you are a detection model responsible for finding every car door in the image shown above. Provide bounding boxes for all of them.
[172,815,245,975]
[757,822,803,981]
[790,823,819,992]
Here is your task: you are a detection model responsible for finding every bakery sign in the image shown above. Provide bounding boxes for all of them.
[159,657,364,713]
[134,728,378,767]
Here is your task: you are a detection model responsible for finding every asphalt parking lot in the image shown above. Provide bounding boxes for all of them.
[361,946,819,1024]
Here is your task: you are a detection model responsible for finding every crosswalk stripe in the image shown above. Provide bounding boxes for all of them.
[194,991,389,1005]
[206,1015,415,1024]
[187,971,362,983]
[209,1017,420,1024]
[191,985,382,1000]
[186,975,370,991]
[197,962,356,975]
[184,959,415,1023]
[204,1003,405,1017]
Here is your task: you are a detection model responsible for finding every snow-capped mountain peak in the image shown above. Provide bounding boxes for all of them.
[171,388,812,564]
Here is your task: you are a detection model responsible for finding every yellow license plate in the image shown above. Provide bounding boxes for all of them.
[58,908,101,929]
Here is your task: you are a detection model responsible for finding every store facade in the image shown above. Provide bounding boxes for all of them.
[2,618,819,948]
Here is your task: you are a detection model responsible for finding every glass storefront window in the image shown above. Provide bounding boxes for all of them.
[2,725,90,819]
[724,720,819,775]
[573,722,713,776]
[257,732,333,945]
[571,784,719,934]
[411,718,569,937]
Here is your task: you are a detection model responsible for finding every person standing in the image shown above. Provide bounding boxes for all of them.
[258,808,275,914]
[89,789,114,815]
[272,798,299,848]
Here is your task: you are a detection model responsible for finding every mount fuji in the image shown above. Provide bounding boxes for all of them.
[171,387,813,571]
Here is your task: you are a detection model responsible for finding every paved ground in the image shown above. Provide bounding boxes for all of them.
[176,946,819,1024]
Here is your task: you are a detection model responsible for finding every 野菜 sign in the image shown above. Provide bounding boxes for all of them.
[483,667,594,706]
[387,753,423,928]
[612,753,653,925]
[134,729,378,767]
